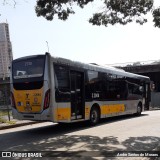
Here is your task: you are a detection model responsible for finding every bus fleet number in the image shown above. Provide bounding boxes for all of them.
[92,93,99,98]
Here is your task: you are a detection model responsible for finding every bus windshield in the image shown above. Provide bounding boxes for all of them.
[12,57,45,80]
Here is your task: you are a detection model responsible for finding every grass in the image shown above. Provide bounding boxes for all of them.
[0,117,16,125]
[0,110,12,116]
[0,110,15,125]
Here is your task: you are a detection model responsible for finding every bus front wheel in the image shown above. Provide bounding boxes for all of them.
[90,107,100,125]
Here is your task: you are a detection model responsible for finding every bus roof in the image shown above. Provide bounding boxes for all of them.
[51,54,150,83]
[12,53,150,83]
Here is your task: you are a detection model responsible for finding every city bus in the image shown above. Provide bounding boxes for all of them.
[10,53,150,125]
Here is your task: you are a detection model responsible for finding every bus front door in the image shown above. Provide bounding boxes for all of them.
[70,71,84,120]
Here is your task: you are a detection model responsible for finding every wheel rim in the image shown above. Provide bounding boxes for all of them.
[91,110,98,123]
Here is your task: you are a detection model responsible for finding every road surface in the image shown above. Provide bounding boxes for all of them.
[0,110,160,159]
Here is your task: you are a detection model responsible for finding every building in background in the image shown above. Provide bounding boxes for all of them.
[111,61,160,108]
[0,23,13,79]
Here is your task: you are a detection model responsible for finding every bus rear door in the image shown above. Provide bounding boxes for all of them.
[70,71,85,120]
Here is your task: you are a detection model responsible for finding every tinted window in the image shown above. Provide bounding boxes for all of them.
[54,65,70,102]
[85,71,128,101]
[128,82,142,95]
[88,71,98,82]
[13,57,45,79]
[85,71,98,100]
[13,81,43,90]
[54,65,70,89]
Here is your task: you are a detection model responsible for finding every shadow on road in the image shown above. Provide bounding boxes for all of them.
[1,113,159,159]
[99,113,148,125]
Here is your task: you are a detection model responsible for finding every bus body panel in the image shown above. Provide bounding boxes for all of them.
[11,53,54,122]
[11,53,150,123]
[12,80,51,114]
[88,99,143,119]
[56,103,71,122]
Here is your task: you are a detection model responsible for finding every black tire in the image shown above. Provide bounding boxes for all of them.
[136,105,142,116]
[90,107,100,125]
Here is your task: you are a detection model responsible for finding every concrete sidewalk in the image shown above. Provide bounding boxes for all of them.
[0,112,41,130]
[0,107,160,130]
[0,119,41,130]
[0,108,42,130]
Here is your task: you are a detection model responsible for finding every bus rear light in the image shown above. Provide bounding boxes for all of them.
[43,89,50,110]
[11,92,16,109]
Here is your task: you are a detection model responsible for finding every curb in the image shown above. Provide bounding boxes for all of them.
[0,121,41,130]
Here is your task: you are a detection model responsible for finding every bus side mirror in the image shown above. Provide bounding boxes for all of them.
[150,83,155,91]
[139,86,144,92]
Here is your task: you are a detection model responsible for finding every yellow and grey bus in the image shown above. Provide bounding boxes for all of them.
[10,53,150,125]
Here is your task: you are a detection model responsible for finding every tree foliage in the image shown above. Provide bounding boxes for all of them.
[35,0,94,21]
[35,0,160,27]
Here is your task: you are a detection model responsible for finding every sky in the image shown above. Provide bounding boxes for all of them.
[0,0,160,66]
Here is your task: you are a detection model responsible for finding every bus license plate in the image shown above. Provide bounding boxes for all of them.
[24,106,32,112]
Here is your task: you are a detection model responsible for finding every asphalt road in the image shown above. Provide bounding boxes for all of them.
[0,110,160,160]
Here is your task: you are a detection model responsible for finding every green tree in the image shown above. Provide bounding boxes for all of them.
[35,0,160,28]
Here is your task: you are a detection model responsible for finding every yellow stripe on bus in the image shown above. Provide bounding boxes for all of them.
[85,106,90,119]
[56,106,91,121]
[57,108,71,121]
[101,104,125,115]
[56,104,125,121]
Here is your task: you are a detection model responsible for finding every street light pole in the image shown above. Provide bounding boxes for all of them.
[46,41,49,52]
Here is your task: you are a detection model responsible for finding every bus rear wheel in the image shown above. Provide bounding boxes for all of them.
[136,105,142,116]
[90,107,100,125]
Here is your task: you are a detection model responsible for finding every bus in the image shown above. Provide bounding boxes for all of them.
[10,53,150,125]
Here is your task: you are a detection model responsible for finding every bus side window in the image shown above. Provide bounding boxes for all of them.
[105,74,117,100]
[128,83,139,95]
[54,65,70,102]
[105,75,128,100]
[85,71,92,100]
[86,70,98,100]
[116,80,128,100]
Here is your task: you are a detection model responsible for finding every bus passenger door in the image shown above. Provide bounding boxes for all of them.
[70,71,84,120]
